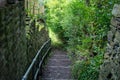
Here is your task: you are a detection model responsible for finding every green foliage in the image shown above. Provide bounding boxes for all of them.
[45,0,120,79]
[72,53,103,80]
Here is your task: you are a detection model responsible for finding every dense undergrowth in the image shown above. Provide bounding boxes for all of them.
[45,0,119,80]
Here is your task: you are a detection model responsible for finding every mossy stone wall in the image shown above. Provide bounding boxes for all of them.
[0,1,49,80]
[99,4,120,80]
[0,1,27,80]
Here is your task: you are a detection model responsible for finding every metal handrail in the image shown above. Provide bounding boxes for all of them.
[22,39,51,80]
[34,47,51,80]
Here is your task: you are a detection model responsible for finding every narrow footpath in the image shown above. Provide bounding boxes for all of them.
[41,49,72,80]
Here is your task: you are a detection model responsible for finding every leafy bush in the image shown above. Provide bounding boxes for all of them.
[72,53,103,80]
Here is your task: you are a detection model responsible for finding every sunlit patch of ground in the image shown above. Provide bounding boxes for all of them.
[48,27,62,46]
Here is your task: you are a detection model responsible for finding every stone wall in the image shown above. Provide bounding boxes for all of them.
[99,4,120,80]
[0,1,49,80]
[0,1,27,80]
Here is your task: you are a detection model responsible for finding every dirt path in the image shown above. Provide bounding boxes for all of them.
[41,49,73,80]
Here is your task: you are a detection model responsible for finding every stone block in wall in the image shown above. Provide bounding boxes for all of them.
[111,17,120,27]
[104,52,111,60]
[107,31,114,43]
[110,25,116,34]
[0,0,6,7]
[106,43,113,53]
[112,4,120,17]
[99,62,112,80]
[115,31,120,42]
